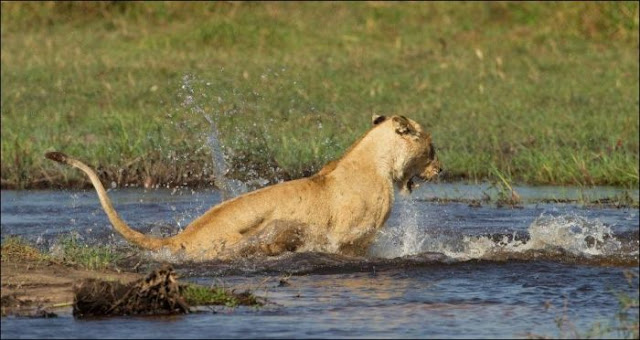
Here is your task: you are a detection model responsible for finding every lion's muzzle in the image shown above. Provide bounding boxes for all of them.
[419,160,442,181]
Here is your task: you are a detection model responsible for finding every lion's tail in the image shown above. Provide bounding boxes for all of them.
[45,151,166,251]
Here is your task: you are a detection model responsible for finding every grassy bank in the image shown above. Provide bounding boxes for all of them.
[1,2,638,189]
[1,236,263,317]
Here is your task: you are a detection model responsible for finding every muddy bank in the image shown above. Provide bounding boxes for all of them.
[1,250,265,318]
[1,257,142,317]
[73,265,190,318]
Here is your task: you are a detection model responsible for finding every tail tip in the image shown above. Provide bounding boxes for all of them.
[45,151,69,164]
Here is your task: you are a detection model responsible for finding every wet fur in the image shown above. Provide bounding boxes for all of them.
[45,115,441,261]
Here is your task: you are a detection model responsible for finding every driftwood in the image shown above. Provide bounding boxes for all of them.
[73,265,189,318]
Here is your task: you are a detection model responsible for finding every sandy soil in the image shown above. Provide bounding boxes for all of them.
[1,258,142,317]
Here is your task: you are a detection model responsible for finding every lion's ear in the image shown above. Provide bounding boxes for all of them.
[392,116,415,135]
[372,115,386,125]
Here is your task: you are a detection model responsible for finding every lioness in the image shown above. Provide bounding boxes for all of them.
[45,115,441,260]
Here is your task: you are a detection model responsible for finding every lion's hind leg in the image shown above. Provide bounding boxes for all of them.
[225,220,306,258]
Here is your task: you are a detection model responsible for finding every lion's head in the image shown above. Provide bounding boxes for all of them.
[372,114,442,194]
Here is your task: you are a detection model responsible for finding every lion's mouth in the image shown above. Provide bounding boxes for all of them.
[405,176,423,193]
[405,178,415,193]
[406,171,440,193]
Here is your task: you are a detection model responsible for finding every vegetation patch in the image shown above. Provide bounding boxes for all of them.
[73,265,189,318]
[52,234,123,271]
[1,236,49,263]
[490,165,523,208]
[1,2,638,189]
[181,284,264,308]
[73,265,264,318]
[2,236,265,318]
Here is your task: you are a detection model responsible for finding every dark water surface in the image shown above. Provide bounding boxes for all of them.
[1,184,638,338]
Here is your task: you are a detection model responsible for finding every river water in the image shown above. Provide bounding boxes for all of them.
[1,184,638,338]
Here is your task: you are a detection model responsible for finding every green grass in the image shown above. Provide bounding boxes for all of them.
[1,2,638,189]
[1,235,264,309]
[1,234,120,271]
[1,236,50,262]
[181,284,263,308]
[52,233,123,271]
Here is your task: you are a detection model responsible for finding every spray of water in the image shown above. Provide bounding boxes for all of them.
[180,74,248,200]
[175,69,341,200]
[395,198,426,256]
[371,206,624,261]
[369,197,434,258]
[446,214,622,260]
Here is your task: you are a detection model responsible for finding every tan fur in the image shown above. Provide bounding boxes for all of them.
[45,115,441,261]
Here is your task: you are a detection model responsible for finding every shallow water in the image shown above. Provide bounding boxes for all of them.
[1,184,638,338]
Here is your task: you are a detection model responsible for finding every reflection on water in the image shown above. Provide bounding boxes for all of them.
[2,263,637,339]
[1,186,638,338]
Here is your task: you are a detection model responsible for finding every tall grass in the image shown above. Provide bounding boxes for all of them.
[1,2,638,189]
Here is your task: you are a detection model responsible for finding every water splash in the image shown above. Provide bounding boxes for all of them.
[369,197,433,258]
[203,113,248,200]
[173,69,342,196]
[180,74,248,200]
[371,211,625,262]
[144,247,190,263]
[526,214,622,256]
[446,214,623,260]
[395,198,425,256]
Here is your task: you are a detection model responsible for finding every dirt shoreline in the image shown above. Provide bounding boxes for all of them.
[1,257,142,317]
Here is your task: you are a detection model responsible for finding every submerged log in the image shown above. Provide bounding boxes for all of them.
[73,265,189,318]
